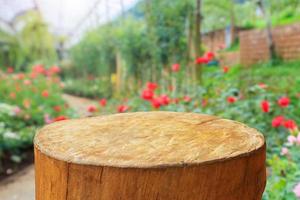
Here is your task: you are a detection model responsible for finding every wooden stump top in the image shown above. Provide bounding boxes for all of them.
[34,111,264,168]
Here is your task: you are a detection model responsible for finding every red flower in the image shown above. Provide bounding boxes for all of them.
[17,73,25,80]
[87,105,97,113]
[272,116,284,128]
[168,85,174,91]
[9,92,16,99]
[204,52,214,60]
[173,98,180,104]
[141,89,154,101]
[146,82,158,91]
[283,120,297,130]
[7,67,14,73]
[202,99,208,107]
[261,100,270,113]
[151,98,161,109]
[54,116,68,122]
[99,98,107,107]
[258,83,267,89]
[278,97,290,108]
[49,65,61,74]
[117,105,129,113]
[32,64,46,75]
[53,105,61,112]
[159,94,170,106]
[183,95,192,103]
[195,57,209,64]
[222,66,229,73]
[227,96,237,103]
[171,63,180,72]
[41,90,49,98]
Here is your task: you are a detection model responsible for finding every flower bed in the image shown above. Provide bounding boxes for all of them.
[0,65,73,174]
[81,62,300,199]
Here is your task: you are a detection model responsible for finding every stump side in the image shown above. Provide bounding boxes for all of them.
[35,144,266,200]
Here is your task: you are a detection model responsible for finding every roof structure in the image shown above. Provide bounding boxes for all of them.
[0,0,138,44]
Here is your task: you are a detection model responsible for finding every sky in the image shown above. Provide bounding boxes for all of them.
[0,0,138,43]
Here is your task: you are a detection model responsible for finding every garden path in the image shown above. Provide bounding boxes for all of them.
[0,94,97,200]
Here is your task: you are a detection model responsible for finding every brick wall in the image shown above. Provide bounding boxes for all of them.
[202,29,225,52]
[202,27,241,52]
[219,51,240,67]
[240,23,300,66]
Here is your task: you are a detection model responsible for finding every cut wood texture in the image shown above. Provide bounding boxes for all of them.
[34,111,266,200]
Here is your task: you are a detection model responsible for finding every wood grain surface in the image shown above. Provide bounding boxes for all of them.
[34,111,266,200]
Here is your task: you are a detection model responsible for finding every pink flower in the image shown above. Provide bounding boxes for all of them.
[287,135,297,145]
[272,116,284,128]
[278,96,290,108]
[44,114,53,124]
[87,105,97,113]
[258,83,267,89]
[23,79,31,85]
[293,182,300,198]
[183,95,192,103]
[171,63,180,72]
[99,98,107,107]
[7,67,14,73]
[13,107,22,116]
[280,147,289,156]
[227,96,237,104]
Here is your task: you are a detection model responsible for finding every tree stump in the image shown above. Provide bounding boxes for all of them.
[34,112,266,200]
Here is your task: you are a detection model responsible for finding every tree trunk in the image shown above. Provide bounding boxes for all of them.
[229,4,236,46]
[115,50,122,95]
[194,0,202,84]
[257,0,276,61]
[35,112,266,200]
[187,12,196,88]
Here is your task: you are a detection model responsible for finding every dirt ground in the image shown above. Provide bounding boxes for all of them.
[0,94,96,200]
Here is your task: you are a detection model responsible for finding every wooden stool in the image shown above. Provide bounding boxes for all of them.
[34,112,266,200]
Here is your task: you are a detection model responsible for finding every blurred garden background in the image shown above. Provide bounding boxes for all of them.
[0,0,300,199]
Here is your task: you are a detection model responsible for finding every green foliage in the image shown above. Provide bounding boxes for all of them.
[69,0,195,94]
[0,11,57,70]
[64,77,112,99]
[263,151,300,200]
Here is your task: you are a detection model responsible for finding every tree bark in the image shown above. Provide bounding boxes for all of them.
[194,0,202,84]
[35,112,266,200]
